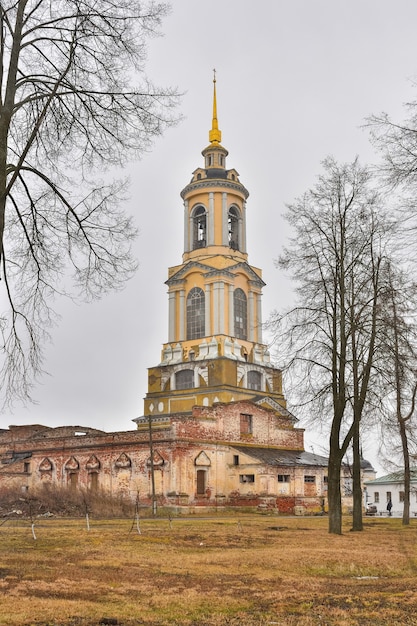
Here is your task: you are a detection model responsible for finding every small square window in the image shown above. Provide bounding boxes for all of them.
[304,475,316,483]
[278,474,290,483]
[239,474,254,484]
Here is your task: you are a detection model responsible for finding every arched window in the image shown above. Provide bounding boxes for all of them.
[187,287,205,339]
[228,206,240,250]
[176,369,194,390]
[234,288,247,339]
[193,205,207,249]
[247,370,262,391]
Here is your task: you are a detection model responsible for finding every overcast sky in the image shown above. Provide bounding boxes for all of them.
[3,1,417,473]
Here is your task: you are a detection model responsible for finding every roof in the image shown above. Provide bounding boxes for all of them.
[251,396,298,423]
[365,468,417,485]
[231,446,328,468]
[361,457,375,471]
[1,451,32,466]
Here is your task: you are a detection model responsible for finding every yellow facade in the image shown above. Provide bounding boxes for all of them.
[142,77,287,421]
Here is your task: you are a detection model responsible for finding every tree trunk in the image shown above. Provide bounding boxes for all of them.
[328,447,343,534]
[400,417,410,525]
[351,420,363,531]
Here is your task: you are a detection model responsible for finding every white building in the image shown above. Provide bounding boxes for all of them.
[364,469,417,517]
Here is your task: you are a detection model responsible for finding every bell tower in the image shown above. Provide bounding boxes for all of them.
[142,75,287,420]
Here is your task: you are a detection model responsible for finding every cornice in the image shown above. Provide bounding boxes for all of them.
[180,178,249,200]
[165,259,265,288]
[165,260,214,285]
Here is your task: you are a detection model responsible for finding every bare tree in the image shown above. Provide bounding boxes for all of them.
[271,157,389,534]
[368,104,417,191]
[377,262,417,525]
[0,1,179,406]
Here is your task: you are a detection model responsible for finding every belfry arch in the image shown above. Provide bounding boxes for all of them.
[192,205,207,250]
[228,206,240,250]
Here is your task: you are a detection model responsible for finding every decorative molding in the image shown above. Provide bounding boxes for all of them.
[254,397,299,423]
[64,456,79,471]
[194,451,211,467]
[39,457,53,472]
[115,453,132,469]
[146,450,165,467]
[180,179,249,200]
[86,454,100,470]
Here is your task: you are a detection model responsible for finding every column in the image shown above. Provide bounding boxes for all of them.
[256,292,263,343]
[179,289,185,340]
[222,192,228,245]
[205,284,211,336]
[218,282,225,334]
[242,200,247,253]
[228,284,234,336]
[183,200,189,252]
[168,291,176,342]
[208,193,215,245]
[248,291,255,342]
[213,282,220,334]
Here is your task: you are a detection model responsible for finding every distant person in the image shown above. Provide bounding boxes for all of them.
[387,499,393,516]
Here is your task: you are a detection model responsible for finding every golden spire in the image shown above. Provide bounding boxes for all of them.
[209,69,222,144]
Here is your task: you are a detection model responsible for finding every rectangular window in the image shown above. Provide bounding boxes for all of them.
[196,469,206,495]
[386,491,392,502]
[233,455,239,466]
[23,462,30,473]
[323,476,328,483]
[399,491,405,502]
[304,475,316,483]
[69,472,78,490]
[239,474,255,484]
[89,472,98,492]
[240,413,253,435]
[374,492,379,503]
[278,474,290,483]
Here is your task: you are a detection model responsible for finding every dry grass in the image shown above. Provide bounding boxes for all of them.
[0,514,417,625]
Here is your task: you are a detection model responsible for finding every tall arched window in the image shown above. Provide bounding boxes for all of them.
[187,287,205,339]
[228,206,240,250]
[193,205,207,249]
[234,288,247,339]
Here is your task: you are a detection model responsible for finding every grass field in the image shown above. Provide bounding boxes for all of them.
[1,514,417,625]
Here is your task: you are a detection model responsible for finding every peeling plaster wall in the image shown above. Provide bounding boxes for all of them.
[0,402,328,512]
